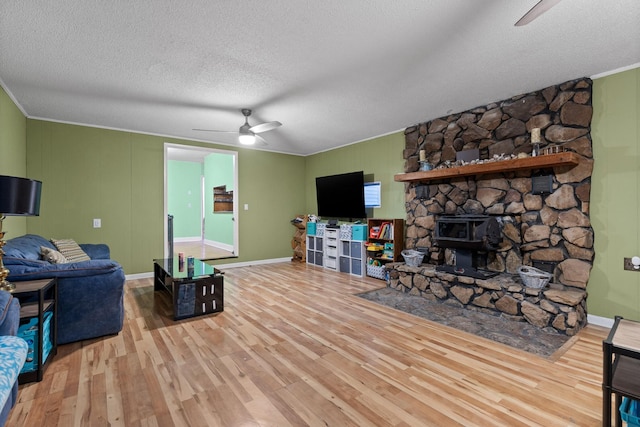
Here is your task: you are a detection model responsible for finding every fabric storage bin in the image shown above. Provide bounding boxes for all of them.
[18,311,53,374]
[307,222,316,236]
[352,225,368,241]
[316,223,326,237]
[341,241,350,256]
[339,257,350,273]
[621,397,640,427]
[367,264,386,280]
[339,224,352,240]
[350,241,363,259]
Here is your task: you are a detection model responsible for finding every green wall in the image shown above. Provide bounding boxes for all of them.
[590,67,640,320]
[305,132,406,220]
[205,152,234,246]
[167,160,203,238]
[25,119,306,274]
[0,86,28,236]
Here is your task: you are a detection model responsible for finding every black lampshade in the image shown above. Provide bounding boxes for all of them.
[0,175,42,216]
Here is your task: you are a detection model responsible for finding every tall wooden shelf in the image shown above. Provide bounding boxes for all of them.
[394,152,580,184]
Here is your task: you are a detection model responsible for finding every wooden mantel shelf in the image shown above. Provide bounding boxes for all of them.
[394,152,581,183]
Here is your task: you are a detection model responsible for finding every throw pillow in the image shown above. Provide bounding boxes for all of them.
[40,246,68,264]
[50,238,91,262]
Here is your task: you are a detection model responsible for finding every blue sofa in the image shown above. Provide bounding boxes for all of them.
[0,291,27,427]
[3,234,125,345]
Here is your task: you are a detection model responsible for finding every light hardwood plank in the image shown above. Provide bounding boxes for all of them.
[9,262,611,426]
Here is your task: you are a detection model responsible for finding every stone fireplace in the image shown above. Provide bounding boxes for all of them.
[389,77,594,335]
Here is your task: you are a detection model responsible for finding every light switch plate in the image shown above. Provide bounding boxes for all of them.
[93,218,101,228]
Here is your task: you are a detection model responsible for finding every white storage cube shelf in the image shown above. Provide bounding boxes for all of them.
[307,224,366,277]
[306,235,324,267]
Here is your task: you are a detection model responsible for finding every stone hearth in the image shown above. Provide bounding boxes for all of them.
[386,263,587,335]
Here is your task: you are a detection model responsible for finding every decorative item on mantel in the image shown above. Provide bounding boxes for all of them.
[418,150,432,171]
[531,127,541,157]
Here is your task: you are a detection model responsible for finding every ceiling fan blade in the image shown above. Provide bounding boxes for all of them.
[515,0,562,26]
[255,134,269,146]
[249,121,282,134]
[192,129,236,133]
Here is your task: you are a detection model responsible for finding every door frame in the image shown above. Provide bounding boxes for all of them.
[163,143,239,258]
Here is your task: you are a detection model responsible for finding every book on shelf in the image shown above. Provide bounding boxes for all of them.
[377,222,392,240]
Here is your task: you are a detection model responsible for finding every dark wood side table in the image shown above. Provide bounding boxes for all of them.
[603,316,640,426]
[153,258,223,320]
[12,278,58,383]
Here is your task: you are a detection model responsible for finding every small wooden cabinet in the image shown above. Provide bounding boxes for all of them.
[213,185,233,212]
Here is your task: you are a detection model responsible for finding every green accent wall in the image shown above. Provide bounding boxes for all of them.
[25,119,306,274]
[0,86,28,236]
[167,160,203,238]
[204,152,234,245]
[590,67,640,320]
[305,132,406,220]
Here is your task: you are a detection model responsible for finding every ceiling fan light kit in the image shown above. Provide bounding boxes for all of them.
[194,108,282,147]
[238,132,257,145]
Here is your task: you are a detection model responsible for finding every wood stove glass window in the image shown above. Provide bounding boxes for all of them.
[437,222,469,241]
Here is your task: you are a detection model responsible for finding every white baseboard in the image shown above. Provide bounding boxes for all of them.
[174,237,201,243]
[172,237,234,253]
[203,239,234,253]
[125,272,154,280]
[125,257,291,281]
[587,314,614,329]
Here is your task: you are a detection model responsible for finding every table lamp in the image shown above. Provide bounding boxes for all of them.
[0,175,42,291]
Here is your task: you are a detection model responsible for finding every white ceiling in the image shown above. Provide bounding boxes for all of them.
[1,1,638,156]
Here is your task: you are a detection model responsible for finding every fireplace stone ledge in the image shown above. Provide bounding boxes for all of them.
[386,263,587,335]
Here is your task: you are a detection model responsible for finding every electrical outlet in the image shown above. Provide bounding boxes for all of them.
[93,218,101,228]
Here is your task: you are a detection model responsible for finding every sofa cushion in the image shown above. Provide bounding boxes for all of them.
[40,246,68,264]
[50,238,91,262]
[2,234,56,261]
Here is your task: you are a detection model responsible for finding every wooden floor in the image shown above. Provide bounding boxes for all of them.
[9,262,611,426]
[173,241,234,260]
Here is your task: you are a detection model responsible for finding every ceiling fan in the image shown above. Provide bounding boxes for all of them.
[515,0,562,26]
[193,108,282,145]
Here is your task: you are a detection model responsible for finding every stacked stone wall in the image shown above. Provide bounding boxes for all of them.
[403,77,594,292]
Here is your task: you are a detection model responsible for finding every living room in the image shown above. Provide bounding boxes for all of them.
[1,1,639,426]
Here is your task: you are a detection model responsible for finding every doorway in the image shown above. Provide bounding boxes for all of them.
[164,143,238,260]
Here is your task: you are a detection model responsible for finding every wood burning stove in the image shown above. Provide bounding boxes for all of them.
[435,214,501,279]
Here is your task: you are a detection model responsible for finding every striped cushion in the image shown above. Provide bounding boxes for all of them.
[50,238,91,262]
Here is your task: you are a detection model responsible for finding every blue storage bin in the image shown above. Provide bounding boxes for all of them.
[621,397,640,427]
[18,311,53,373]
[307,222,316,236]
[352,225,368,241]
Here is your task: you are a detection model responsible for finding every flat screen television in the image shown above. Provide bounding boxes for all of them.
[315,171,366,220]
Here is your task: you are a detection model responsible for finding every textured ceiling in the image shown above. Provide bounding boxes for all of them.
[1,0,638,156]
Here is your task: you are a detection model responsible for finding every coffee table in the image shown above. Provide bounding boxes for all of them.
[153,258,224,320]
